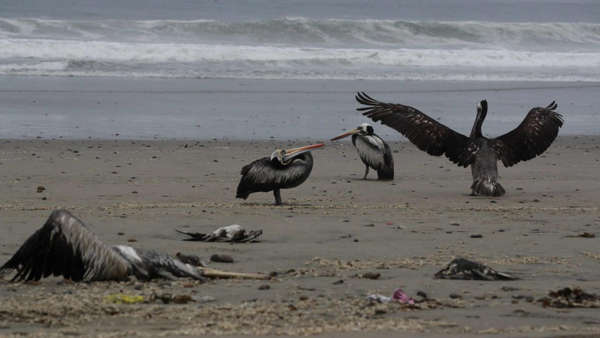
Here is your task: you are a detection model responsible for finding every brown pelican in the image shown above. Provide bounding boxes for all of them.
[331,123,394,180]
[0,210,205,282]
[356,92,563,196]
[236,143,324,205]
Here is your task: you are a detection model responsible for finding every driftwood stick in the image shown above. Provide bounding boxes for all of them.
[200,267,269,280]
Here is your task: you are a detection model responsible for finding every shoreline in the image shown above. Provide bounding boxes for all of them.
[1,76,599,141]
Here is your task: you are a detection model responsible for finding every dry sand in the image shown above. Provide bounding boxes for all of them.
[0,137,599,337]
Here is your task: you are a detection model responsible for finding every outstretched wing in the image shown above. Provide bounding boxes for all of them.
[356,92,477,167]
[0,210,131,282]
[491,101,564,167]
[176,226,263,242]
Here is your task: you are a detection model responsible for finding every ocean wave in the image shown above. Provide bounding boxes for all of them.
[1,17,600,51]
[2,38,598,67]
[0,51,598,82]
[1,17,600,81]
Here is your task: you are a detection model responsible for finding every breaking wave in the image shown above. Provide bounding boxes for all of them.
[1,17,599,80]
[2,17,600,50]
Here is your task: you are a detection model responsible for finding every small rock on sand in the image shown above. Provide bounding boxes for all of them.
[210,254,234,263]
[194,295,216,303]
[361,272,381,280]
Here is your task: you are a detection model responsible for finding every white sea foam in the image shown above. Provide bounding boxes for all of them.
[1,17,600,50]
[0,38,598,81]
[1,38,598,66]
[1,17,599,81]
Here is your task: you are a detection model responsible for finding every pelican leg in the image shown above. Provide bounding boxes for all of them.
[363,165,369,180]
[273,189,282,205]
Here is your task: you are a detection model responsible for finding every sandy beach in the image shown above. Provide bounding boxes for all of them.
[2,0,600,336]
[1,136,599,337]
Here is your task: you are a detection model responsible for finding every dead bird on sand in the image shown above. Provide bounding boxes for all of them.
[177,224,262,242]
[435,258,517,281]
[0,210,266,282]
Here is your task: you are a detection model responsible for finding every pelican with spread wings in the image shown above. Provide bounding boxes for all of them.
[356,92,563,196]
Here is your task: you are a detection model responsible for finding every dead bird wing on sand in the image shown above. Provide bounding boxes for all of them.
[435,257,518,281]
[1,210,267,282]
[0,209,205,282]
[176,224,263,242]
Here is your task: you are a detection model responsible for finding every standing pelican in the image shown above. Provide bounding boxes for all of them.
[331,123,394,180]
[356,92,563,196]
[236,143,324,205]
[0,209,205,282]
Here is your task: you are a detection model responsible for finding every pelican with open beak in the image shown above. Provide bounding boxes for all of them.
[236,143,324,205]
[331,123,393,180]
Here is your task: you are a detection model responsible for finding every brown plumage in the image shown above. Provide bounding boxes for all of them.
[356,92,478,168]
[1,210,205,282]
[356,92,563,196]
[236,143,324,205]
[490,101,563,167]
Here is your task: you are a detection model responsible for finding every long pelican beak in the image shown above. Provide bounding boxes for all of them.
[283,143,324,161]
[330,128,360,141]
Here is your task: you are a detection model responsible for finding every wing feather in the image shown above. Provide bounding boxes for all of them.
[354,135,385,169]
[237,156,311,193]
[132,249,205,281]
[356,92,477,167]
[1,209,131,282]
[239,157,275,186]
[383,141,394,169]
[491,101,564,167]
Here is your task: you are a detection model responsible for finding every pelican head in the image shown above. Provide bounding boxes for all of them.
[476,100,488,120]
[331,123,374,141]
[270,143,325,165]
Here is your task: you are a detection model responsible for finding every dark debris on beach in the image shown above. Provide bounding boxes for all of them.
[538,287,600,308]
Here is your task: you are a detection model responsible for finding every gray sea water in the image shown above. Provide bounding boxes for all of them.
[0,0,599,139]
[0,77,598,140]
[1,0,600,81]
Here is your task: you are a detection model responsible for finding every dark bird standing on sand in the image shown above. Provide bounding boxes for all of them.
[331,123,394,180]
[236,143,324,205]
[0,210,205,282]
[356,92,563,196]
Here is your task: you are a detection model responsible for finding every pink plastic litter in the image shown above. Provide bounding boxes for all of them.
[392,288,415,305]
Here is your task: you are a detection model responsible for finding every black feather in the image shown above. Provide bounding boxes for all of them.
[491,102,564,167]
[356,91,477,167]
[235,153,314,202]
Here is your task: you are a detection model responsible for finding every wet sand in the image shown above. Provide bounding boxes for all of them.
[0,137,600,337]
[1,76,599,140]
